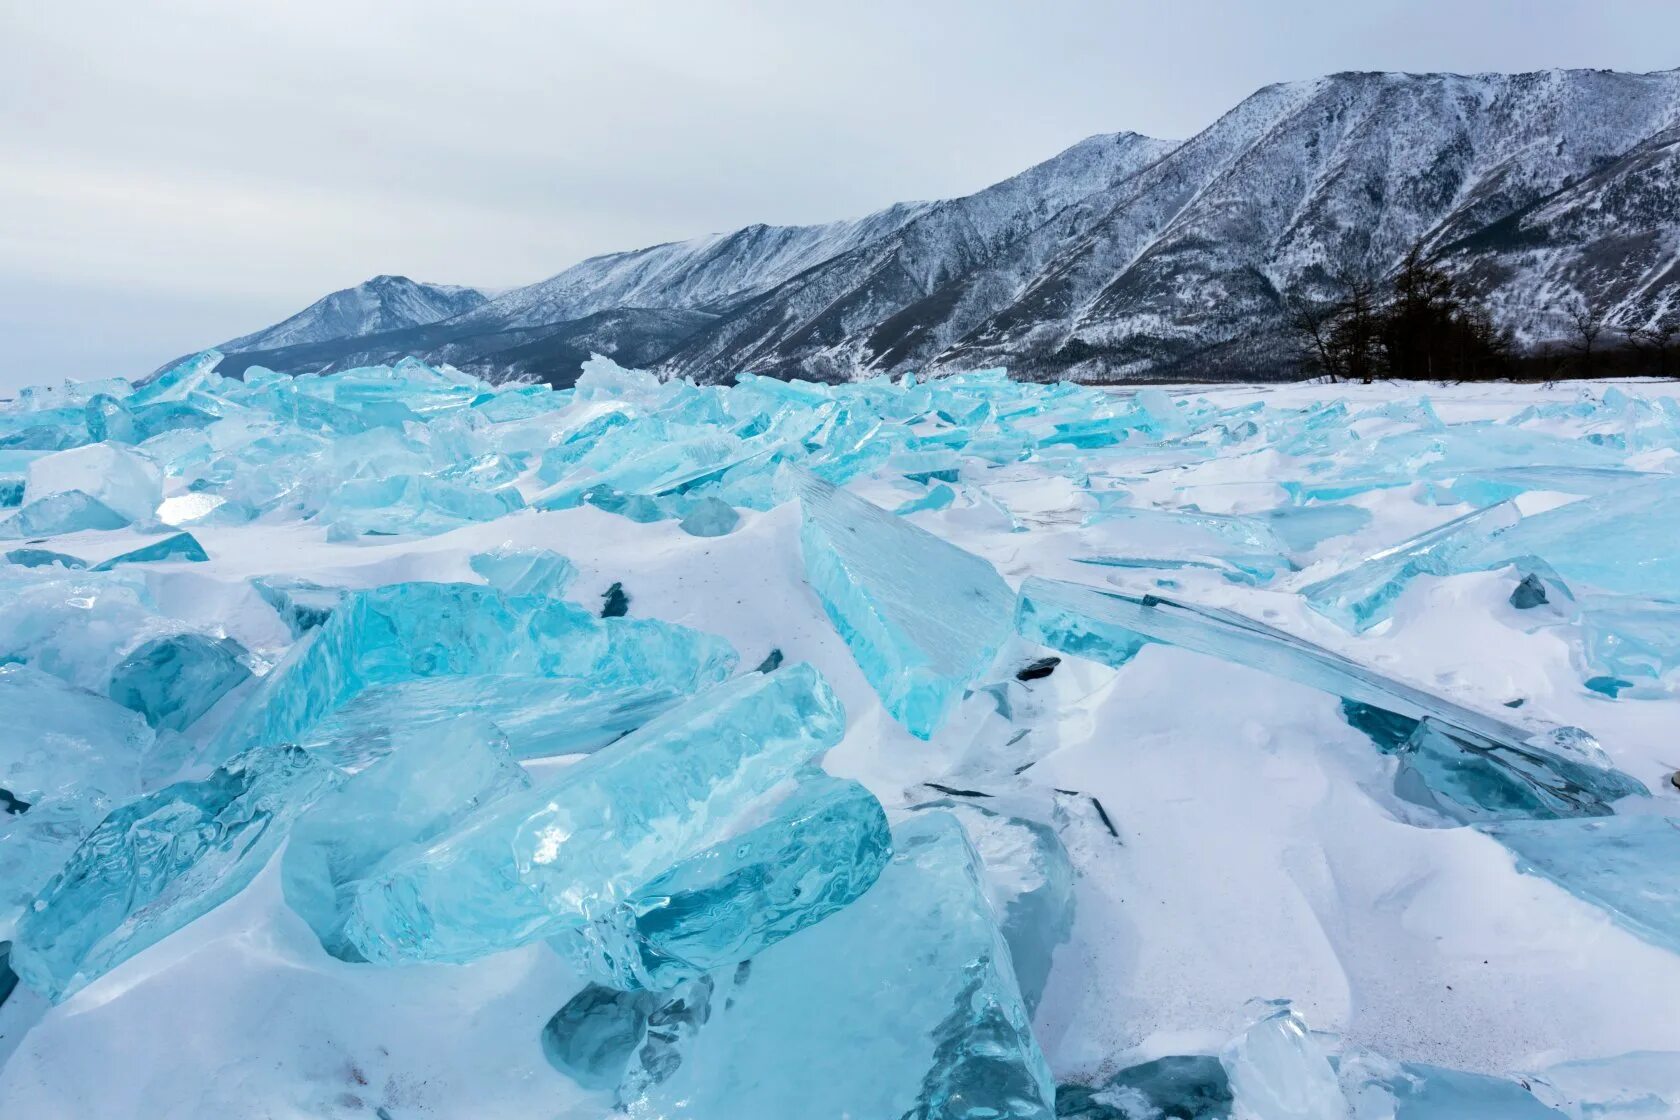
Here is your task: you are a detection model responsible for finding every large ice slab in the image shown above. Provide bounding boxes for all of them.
[211,582,610,760]
[1017,579,1646,819]
[793,466,1014,738]
[20,442,162,527]
[621,812,1055,1119]
[0,666,154,936]
[281,717,531,959]
[556,770,890,990]
[342,663,845,965]
[1480,815,1680,956]
[10,745,338,1001]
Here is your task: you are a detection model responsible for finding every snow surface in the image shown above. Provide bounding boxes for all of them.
[2,375,1680,1117]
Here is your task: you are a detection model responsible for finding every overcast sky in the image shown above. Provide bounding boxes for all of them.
[2,0,1675,384]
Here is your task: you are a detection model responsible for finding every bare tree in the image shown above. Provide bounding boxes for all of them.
[1629,313,1679,378]
[1564,297,1610,377]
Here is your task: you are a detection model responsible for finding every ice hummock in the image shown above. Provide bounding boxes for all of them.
[11,745,338,1001]
[793,466,1014,738]
[341,663,845,965]
[617,812,1055,1119]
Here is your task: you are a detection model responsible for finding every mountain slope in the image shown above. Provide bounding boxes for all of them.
[205,67,1680,384]
[218,275,491,352]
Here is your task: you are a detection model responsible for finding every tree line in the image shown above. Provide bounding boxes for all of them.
[1287,249,1678,382]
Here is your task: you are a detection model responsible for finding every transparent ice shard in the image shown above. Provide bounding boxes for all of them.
[319,474,525,538]
[0,570,161,692]
[211,583,609,761]
[1301,502,1522,632]
[342,663,845,965]
[106,633,252,731]
[4,491,128,537]
[281,717,530,960]
[10,745,338,1001]
[469,545,576,598]
[1220,1003,1349,1120]
[1339,1052,1564,1119]
[1017,579,1647,815]
[20,442,162,526]
[130,350,224,406]
[5,547,85,570]
[0,665,153,935]
[1390,718,1645,824]
[1467,475,1680,600]
[622,812,1054,1120]
[793,466,1014,738]
[1527,1051,1680,1119]
[1576,594,1680,697]
[1080,506,1295,584]
[88,530,208,570]
[296,676,687,771]
[1258,504,1372,553]
[1480,815,1680,956]
[556,770,890,990]
[1443,465,1661,506]
[927,798,1075,1016]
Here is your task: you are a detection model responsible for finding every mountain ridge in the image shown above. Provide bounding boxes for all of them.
[203,66,1680,384]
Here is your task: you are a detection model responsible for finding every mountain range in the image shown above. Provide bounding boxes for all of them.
[200,67,1680,385]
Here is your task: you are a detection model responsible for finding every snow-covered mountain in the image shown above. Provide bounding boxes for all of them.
[208,67,1680,384]
[218,275,490,352]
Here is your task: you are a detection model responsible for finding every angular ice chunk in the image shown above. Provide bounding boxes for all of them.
[1301,502,1522,632]
[1576,594,1680,697]
[1056,1056,1231,1120]
[1391,718,1644,824]
[11,745,338,1001]
[281,717,530,959]
[557,770,889,990]
[130,350,224,406]
[958,800,1075,1016]
[5,547,85,570]
[1258,504,1372,553]
[1018,580,1647,814]
[22,442,163,525]
[1220,1003,1348,1120]
[1080,506,1294,584]
[0,666,153,934]
[319,474,524,537]
[1480,815,1680,956]
[542,983,667,1092]
[342,663,845,965]
[470,545,576,598]
[1467,475,1680,599]
[622,812,1054,1119]
[6,490,129,536]
[251,576,343,637]
[1340,1052,1564,1119]
[794,467,1013,738]
[107,633,252,731]
[212,583,608,761]
[1020,578,1585,750]
[88,531,208,570]
[678,497,740,537]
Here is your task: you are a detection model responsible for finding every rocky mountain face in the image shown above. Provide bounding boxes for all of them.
[207,68,1680,384]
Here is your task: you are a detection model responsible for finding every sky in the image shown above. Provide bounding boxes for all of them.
[2,0,1675,385]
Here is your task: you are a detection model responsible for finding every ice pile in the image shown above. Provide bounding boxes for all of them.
[2,353,1680,1115]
